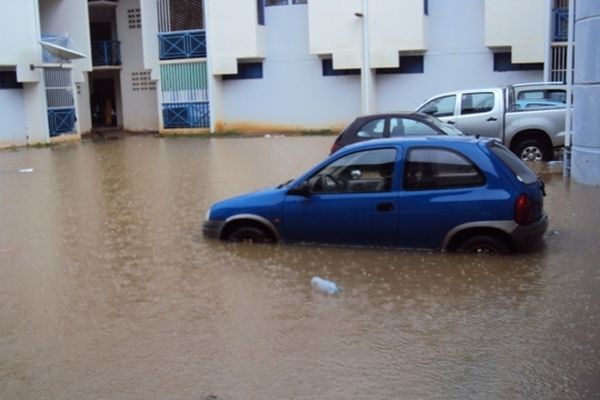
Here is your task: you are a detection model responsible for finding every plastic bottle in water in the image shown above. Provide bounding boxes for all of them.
[311,276,341,295]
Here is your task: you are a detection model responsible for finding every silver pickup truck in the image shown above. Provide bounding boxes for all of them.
[417,83,566,161]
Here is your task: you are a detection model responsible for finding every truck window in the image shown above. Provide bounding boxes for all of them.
[418,95,456,117]
[517,89,566,104]
[461,92,494,115]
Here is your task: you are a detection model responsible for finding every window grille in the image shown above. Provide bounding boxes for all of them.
[551,43,567,83]
[160,62,208,102]
[44,68,74,108]
[157,0,203,32]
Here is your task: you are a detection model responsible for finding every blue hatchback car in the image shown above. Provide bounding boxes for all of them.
[203,136,548,254]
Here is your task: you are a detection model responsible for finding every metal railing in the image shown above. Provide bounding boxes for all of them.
[553,8,568,41]
[162,102,209,129]
[92,41,121,66]
[158,30,206,60]
[48,107,76,136]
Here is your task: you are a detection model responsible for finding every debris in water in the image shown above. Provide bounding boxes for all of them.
[311,276,341,295]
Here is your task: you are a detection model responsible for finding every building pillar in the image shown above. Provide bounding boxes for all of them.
[571,0,600,185]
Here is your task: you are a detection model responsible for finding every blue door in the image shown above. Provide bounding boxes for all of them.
[282,148,399,246]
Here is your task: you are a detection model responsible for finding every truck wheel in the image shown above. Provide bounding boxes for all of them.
[457,235,509,255]
[515,139,551,162]
[226,226,273,243]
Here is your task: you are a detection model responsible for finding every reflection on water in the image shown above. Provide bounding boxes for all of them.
[1,136,599,399]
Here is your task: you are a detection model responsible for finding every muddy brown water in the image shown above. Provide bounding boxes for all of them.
[1,136,599,400]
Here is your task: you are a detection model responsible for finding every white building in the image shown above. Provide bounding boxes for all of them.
[0,0,571,148]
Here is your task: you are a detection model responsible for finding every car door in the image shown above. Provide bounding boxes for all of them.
[450,91,502,138]
[397,146,488,249]
[282,148,400,246]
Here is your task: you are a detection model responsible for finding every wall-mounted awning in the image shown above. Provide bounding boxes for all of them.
[39,40,86,61]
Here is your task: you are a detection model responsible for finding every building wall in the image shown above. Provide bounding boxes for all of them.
[219,5,359,132]
[206,0,266,75]
[485,0,547,63]
[218,0,543,131]
[0,88,27,148]
[571,0,600,185]
[308,0,427,69]
[116,0,159,131]
[378,0,544,112]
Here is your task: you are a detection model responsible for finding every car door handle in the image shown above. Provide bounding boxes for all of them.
[447,120,456,125]
[377,202,394,212]
[486,117,498,122]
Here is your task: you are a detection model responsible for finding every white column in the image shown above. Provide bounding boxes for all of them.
[360,0,375,115]
[571,0,600,185]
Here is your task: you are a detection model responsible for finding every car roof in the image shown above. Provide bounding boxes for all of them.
[338,135,487,153]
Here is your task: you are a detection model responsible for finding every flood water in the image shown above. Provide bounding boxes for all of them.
[1,135,599,400]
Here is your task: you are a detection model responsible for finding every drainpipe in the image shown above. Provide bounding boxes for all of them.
[563,0,575,177]
[358,0,372,115]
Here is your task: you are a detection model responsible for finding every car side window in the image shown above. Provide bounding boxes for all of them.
[390,118,437,136]
[403,148,485,190]
[419,95,456,117]
[308,149,397,194]
[356,118,385,139]
[461,92,494,115]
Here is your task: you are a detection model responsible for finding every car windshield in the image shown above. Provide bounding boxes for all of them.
[424,115,464,136]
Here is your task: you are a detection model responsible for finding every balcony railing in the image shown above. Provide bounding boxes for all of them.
[162,102,209,129]
[92,41,121,66]
[48,107,76,137]
[159,30,206,60]
[553,8,568,41]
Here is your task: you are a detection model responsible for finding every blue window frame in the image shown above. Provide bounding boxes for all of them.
[424,0,429,15]
[223,63,263,80]
[493,52,543,72]
[322,59,360,76]
[0,70,22,89]
[377,56,424,75]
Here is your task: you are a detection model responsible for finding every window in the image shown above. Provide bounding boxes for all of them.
[493,52,543,72]
[390,118,437,136]
[517,89,566,103]
[424,0,429,15]
[266,0,287,5]
[461,92,494,115]
[292,0,307,3]
[0,70,22,89]
[488,142,538,185]
[308,149,397,194]
[419,95,456,117]
[322,59,360,76]
[404,148,485,190]
[257,0,265,25]
[377,56,424,75]
[355,118,385,139]
[223,63,263,80]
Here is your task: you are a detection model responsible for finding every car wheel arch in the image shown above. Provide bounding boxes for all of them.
[220,214,280,242]
[444,224,516,252]
[509,130,553,161]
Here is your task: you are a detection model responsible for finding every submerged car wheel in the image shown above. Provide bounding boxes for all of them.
[226,226,273,243]
[515,139,550,162]
[458,235,509,255]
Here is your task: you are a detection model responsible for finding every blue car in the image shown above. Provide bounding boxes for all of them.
[203,136,548,254]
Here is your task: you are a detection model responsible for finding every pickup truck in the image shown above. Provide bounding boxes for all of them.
[416,83,566,161]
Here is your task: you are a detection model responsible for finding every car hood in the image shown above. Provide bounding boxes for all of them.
[209,186,287,220]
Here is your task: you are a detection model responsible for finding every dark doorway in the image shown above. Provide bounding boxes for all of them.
[91,78,117,127]
[90,22,113,41]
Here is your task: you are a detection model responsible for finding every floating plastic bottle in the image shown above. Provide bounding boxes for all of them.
[310,276,341,295]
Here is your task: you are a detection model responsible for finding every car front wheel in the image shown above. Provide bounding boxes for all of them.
[226,226,273,243]
[457,235,509,255]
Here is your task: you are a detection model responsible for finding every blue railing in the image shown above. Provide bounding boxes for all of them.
[163,102,210,129]
[553,8,568,41]
[159,30,206,60]
[92,41,121,66]
[48,107,76,137]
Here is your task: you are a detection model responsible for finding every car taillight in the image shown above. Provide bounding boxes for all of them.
[514,194,533,225]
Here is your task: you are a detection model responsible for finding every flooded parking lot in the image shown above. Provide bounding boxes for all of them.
[1,135,599,399]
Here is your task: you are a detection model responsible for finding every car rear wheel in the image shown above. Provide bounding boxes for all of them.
[457,235,509,255]
[515,139,551,162]
[226,226,273,243]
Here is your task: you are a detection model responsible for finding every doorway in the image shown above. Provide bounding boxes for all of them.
[90,76,119,128]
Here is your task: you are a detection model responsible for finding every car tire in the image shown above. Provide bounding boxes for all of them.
[515,139,552,162]
[226,226,273,243]
[457,235,509,255]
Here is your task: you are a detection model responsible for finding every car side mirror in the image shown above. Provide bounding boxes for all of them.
[287,181,310,197]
